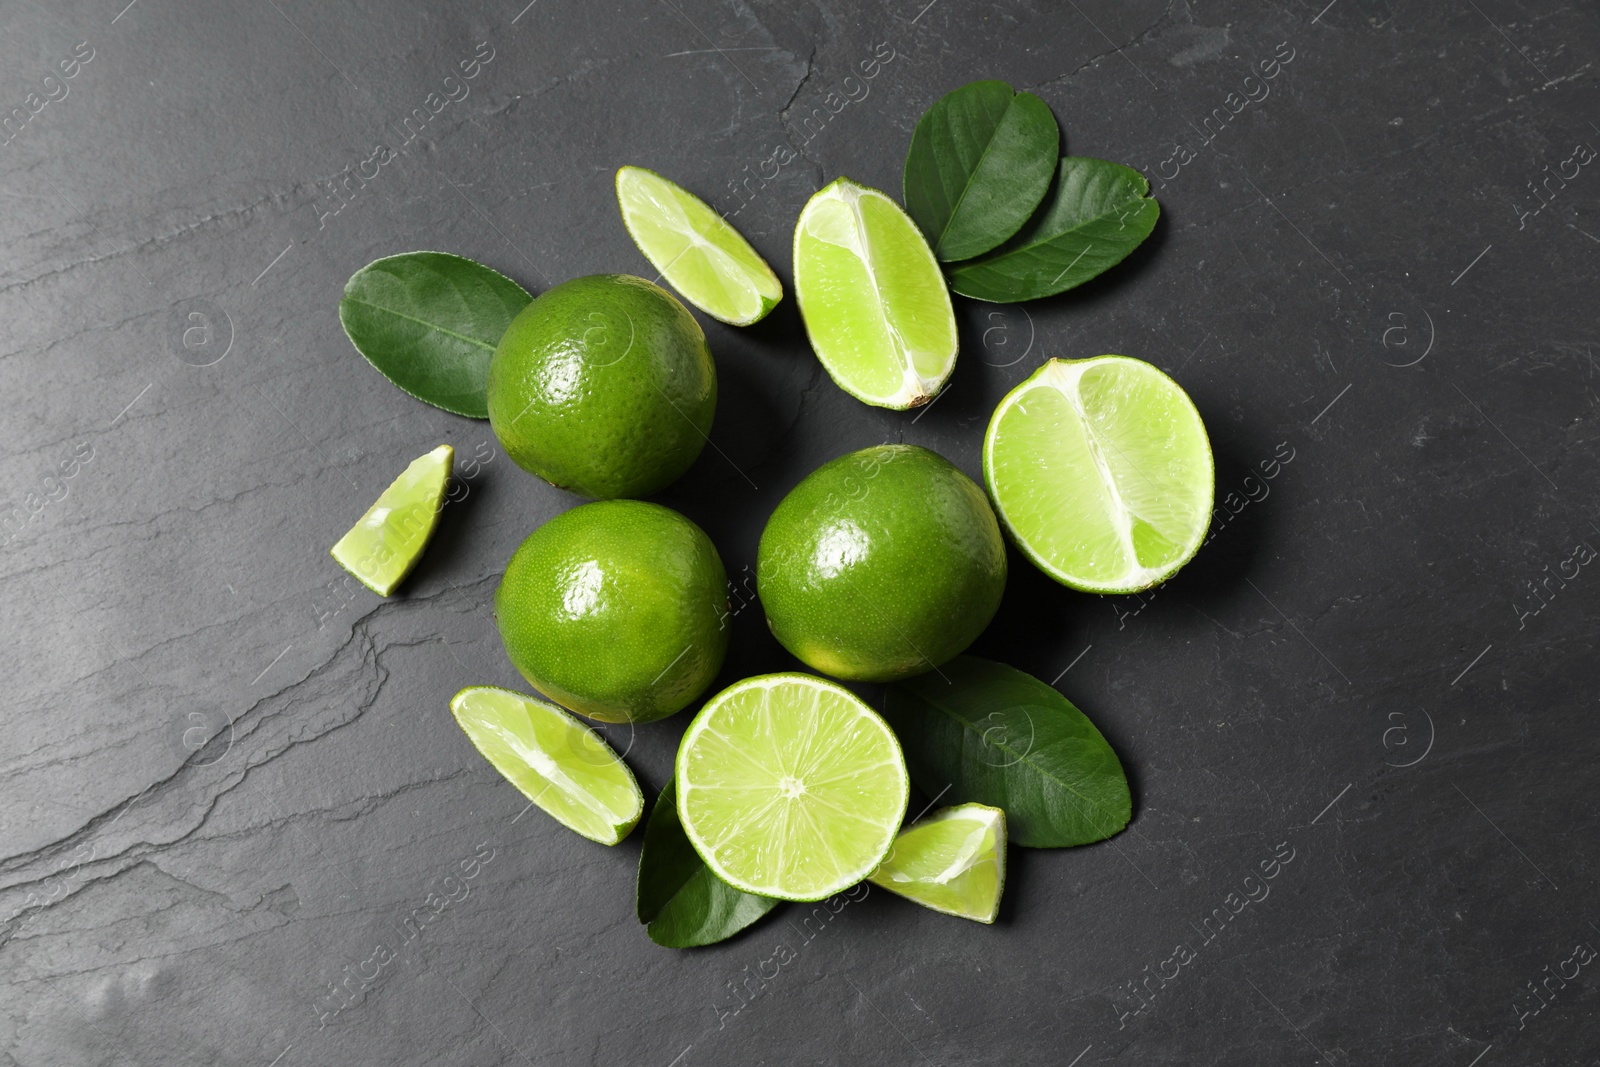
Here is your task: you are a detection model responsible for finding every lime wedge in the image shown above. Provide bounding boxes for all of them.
[793,177,958,410]
[675,673,909,901]
[869,803,1006,923]
[616,166,782,326]
[984,356,1213,593]
[330,444,453,596]
[450,686,643,845]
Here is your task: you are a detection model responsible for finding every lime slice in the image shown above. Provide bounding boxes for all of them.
[984,356,1213,593]
[675,673,909,901]
[869,803,1006,923]
[616,166,782,326]
[450,686,643,845]
[330,444,453,596]
[793,177,958,410]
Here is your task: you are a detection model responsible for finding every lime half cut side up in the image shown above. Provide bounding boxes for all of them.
[984,356,1213,594]
[675,673,910,902]
[330,444,453,596]
[793,177,958,410]
[616,166,782,326]
[869,803,1006,923]
[450,686,643,845]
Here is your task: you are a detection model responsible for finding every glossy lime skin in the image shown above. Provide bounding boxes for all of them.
[757,445,1007,682]
[495,501,729,723]
[486,274,716,499]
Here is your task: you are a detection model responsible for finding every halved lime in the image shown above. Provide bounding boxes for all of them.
[869,803,1006,923]
[450,686,643,845]
[330,444,453,596]
[675,673,909,901]
[616,166,782,326]
[793,177,958,410]
[984,356,1213,593]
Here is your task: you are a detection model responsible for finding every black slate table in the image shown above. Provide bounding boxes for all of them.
[3,2,1597,1064]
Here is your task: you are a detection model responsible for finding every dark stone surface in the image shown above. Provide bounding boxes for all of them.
[2,1,1597,1064]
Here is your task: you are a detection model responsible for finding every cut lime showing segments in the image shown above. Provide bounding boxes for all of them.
[676,673,909,902]
[793,177,958,410]
[984,356,1213,593]
[450,686,643,845]
[869,803,1006,923]
[330,444,452,596]
[616,166,782,326]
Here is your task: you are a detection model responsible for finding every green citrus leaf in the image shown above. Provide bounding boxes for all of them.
[338,251,532,418]
[947,157,1159,303]
[903,80,1059,262]
[637,779,780,947]
[883,656,1131,847]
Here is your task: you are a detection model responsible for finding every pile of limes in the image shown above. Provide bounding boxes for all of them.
[330,127,1212,938]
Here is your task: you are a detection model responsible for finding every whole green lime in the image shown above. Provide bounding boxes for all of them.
[495,500,729,723]
[757,444,1007,682]
[486,274,716,499]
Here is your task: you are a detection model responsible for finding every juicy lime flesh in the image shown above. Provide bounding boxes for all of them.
[495,500,729,724]
[757,444,1007,682]
[450,686,642,845]
[870,803,1006,923]
[676,674,909,901]
[793,178,958,409]
[616,166,781,326]
[486,274,716,500]
[330,444,452,596]
[985,357,1213,593]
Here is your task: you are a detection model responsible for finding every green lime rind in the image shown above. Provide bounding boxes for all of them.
[793,177,958,410]
[616,166,782,327]
[869,803,1007,923]
[675,673,910,903]
[494,500,729,724]
[983,356,1213,594]
[330,444,453,596]
[450,685,643,846]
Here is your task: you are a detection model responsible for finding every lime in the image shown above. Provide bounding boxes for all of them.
[486,274,716,499]
[675,673,909,901]
[984,356,1213,593]
[757,444,1006,682]
[495,500,728,723]
[450,686,642,845]
[869,803,1006,923]
[793,177,958,409]
[616,166,782,326]
[329,444,452,596]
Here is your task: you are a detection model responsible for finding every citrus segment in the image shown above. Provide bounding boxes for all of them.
[616,166,781,326]
[329,444,452,596]
[793,177,957,409]
[869,803,1006,923]
[675,673,909,901]
[984,356,1213,593]
[450,686,642,845]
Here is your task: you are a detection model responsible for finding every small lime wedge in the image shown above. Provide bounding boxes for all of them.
[675,673,909,902]
[984,356,1214,593]
[616,166,782,326]
[330,444,453,596]
[450,686,643,845]
[793,177,958,410]
[869,803,1006,923]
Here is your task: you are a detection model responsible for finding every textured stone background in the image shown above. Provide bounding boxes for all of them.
[2,1,1597,1064]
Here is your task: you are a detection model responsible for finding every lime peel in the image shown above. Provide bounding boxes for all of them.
[330,444,452,596]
